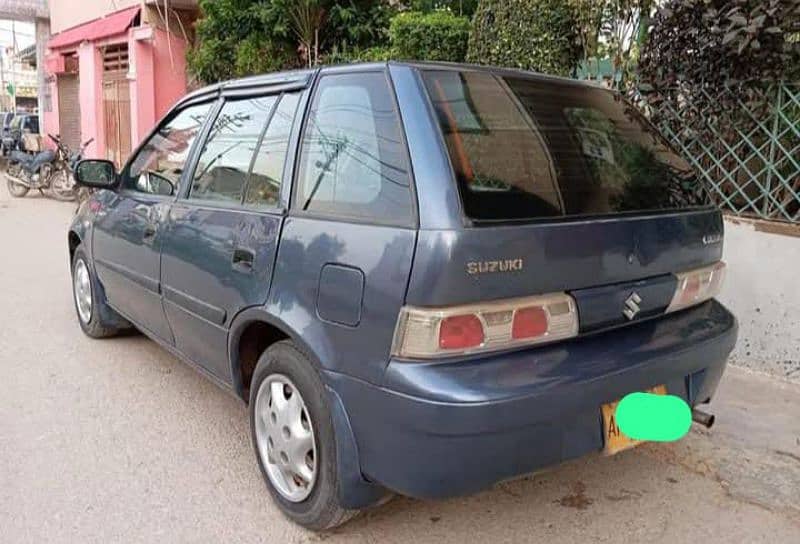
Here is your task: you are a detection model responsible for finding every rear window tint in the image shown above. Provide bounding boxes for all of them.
[422,70,707,221]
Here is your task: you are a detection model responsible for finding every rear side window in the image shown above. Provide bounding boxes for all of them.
[245,93,300,208]
[295,72,413,225]
[423,70,707,222]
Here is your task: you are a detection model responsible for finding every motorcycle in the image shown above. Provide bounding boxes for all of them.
[4,134,92,202]
[50,135,94,203]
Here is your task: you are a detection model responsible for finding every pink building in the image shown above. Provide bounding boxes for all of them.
[43,1,198,165]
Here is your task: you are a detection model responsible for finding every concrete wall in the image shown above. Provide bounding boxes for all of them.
[152,27,188,120]
[0,0,48,20]
[44,27,189,162]
[129,25,188,145]
[35,17,50,131]
[47,0,140,33]
[719,217,800,382]
[77,40,105,159]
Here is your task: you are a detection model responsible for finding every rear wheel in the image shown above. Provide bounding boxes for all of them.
[250,341,356,530]
[5,163,28,197]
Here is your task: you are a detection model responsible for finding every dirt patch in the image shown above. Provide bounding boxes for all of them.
[556,481,593,510]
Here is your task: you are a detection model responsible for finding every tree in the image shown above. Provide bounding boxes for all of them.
[467,0,582,76]
[289,0,327,67]
[639,0,800,99]
[570,1,655,86]
[638,0,800,221]
[188,0,397,83]
[569,0,605,62]
[602,1,654,82]
[390,11,471,61]
[408,0,480,16]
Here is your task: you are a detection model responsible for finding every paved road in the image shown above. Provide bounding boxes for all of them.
[1,183,799,543]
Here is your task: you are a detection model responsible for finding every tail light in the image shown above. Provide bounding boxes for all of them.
[391,293,579,359]
[666,261,726,313]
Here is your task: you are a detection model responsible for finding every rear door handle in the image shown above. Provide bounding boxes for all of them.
[232,248,255,271]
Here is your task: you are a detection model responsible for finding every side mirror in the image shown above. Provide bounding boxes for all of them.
[135,172,174,196]
[74,159,118,189]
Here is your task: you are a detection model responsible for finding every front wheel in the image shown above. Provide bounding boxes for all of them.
[71,244,130,338]
[250,341,356,530]
[6,164,29,197]
[49,169,76,201]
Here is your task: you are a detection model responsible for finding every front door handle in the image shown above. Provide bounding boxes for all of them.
[143,224,157,239]
[232,248,255,271]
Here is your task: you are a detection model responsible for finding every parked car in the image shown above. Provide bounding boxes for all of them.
[68,62,737,530]
[0,111,15,154]
[3,113,39,153]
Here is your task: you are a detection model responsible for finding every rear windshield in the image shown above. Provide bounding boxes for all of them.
[422,70,708,222]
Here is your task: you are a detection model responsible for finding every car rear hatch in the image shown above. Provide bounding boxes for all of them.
[405,68,723,337]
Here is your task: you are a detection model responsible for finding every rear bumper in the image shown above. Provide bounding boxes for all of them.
[325,300,737,499]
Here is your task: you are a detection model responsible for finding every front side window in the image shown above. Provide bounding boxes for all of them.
[295,72,413,224]
[127,102,212,196]
[423,70,707,222]
[189,96,278,204]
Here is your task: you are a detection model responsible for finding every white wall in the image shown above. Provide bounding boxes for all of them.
[47,0,140,34]
[719,218,800,381]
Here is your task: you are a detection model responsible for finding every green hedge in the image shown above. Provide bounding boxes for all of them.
[389,11,471,62]
[467,0,581,76]
[323,45,396,65]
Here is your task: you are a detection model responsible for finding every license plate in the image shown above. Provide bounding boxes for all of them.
[601,385,667,455]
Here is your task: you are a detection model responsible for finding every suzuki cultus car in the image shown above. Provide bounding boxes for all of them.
[69,62,737,530]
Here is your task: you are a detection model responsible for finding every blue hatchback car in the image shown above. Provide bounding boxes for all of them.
[70,62,737,530]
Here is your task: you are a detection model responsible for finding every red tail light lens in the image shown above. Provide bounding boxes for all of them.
[512,307,548,339]
[392,293,578,359]
[439,314,484,350]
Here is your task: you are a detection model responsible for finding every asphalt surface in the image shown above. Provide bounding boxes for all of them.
[2,183,799,543]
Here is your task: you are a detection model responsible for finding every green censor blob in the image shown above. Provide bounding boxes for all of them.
[616,392,692,442]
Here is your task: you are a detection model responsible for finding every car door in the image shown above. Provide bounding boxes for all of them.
[92,100,214,343]
[159,89,305,381]
[265,68,418,385]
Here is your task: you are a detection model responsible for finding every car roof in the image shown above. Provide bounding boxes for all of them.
[391,60,603,89]
[180,61,604,105]
[181,67,317,104]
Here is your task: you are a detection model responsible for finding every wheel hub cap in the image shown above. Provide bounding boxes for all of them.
[254,374,317,502]
[74,259,92,324]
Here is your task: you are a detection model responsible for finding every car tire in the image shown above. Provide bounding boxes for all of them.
[249,340,357,531]
[71,244,130,338]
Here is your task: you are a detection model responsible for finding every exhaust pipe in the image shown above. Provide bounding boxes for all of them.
[5,172,32,188]
[692,408,715,428]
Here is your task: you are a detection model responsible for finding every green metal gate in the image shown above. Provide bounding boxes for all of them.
[652,83,800,223]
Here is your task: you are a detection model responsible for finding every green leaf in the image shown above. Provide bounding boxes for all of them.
[722,29,740,44]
